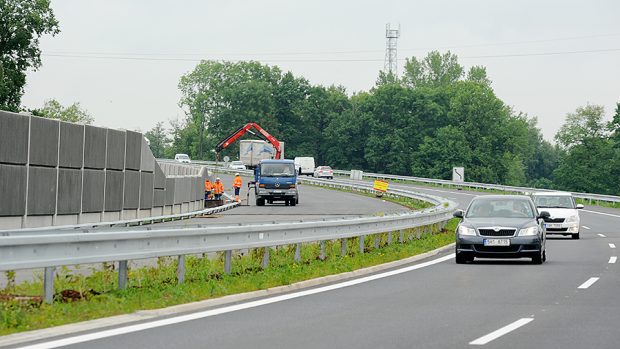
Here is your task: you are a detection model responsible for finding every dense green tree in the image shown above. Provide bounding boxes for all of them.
[403,51,463,88]
[32,99,94,124]
[555,104,607,148]
[145,122,169,158]
[466,66,491,86]
[0,0,59,111]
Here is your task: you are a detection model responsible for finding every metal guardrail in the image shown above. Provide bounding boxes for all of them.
[331,170,620,204]
[0,173,456,303]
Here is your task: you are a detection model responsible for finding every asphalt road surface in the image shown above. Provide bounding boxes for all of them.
[6,184,620,349]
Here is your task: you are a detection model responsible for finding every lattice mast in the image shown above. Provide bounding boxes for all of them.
[384,23,400,76]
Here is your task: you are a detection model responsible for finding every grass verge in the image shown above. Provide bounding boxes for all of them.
[0,219,458,336]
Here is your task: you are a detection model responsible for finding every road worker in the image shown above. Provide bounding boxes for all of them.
[204,178,213,200]
[213,177,224,200]
[233,173,242,202]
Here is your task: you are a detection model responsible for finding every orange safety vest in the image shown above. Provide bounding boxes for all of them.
[233,176,242,188]
[204,180,213,191]
[213,181,224,194]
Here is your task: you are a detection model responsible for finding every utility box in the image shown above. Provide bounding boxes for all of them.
[350,170,364,181]
[452,167,465,183]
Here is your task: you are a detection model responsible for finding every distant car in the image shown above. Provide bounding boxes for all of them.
[174,153,191,163]
[314,166,334,179]
[454,195,549,264]
[228,161,246,170]
[531,191,583,239]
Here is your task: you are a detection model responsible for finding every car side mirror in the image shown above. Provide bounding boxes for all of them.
[576,204,584,209]
[537,211,550,220]
[453,210,464,219]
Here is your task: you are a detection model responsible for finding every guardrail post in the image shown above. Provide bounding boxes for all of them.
[118,260,128,290]
[374,235,380,249]
[177,255,186,284]
[416,227,422,239]
[294,243,301,263]
[319,241,326,260]
[341,239,347,256]
[44,267,55,304]
[262,247,270,269]
[387,232,393,245]
[359,235,365,254]
[399,230,404,243]
[224,250,232,274]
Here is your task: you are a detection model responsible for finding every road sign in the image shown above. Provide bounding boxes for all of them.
[452,167,464,183]
[223,156,230,163]
[373,179,389,192]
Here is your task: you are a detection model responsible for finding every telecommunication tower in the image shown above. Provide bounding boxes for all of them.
[384,23,400,76]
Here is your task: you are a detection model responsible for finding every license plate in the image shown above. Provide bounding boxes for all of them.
[272,190,282,194]
[545,223,562,229]
[483,239,510,246]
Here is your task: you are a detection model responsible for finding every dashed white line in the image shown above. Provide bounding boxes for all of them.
[609,256,617,264]
[598,234,607,238]
[610,243,616,249]
[582,226,591,230]
[578,277,600,289]
[469,318,534,346]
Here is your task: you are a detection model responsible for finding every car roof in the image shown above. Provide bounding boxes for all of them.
[260,159,294,164]
[472,195,532,201]
[531,191,572,196]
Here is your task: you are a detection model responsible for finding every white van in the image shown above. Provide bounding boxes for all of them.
[174,154,191,163]
[294,157,315,176]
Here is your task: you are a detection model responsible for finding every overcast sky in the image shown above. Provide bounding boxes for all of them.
[21,0,620,141]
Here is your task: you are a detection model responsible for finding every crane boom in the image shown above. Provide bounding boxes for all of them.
[215,122,282,159]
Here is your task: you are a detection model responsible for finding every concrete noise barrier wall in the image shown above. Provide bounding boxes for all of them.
[0,110,206,229]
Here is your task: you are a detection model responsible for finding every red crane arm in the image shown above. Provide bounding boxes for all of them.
[214,122,282,159]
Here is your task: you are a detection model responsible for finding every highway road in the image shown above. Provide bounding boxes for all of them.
[5,184,620,348]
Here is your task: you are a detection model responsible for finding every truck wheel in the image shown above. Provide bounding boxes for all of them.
[290,198,296,206]
[256,198,265,206]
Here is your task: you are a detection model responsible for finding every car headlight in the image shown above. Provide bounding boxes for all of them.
[565,215,579,223]
[519,226,538,236]
[458,226,476,236]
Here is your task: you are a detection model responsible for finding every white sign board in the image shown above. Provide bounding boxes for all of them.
[452,167,464,183]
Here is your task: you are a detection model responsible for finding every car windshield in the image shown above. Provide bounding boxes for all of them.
[261,163,295,177]
[533,195,574,209]
[466,198,535,218]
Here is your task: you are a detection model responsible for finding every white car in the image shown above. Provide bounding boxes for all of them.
[174,153,191,163]
[228,161,246,170]
[314,166,334,179]
[531,191,584,239]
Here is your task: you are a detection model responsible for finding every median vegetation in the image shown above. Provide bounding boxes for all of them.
[0,219,458,336]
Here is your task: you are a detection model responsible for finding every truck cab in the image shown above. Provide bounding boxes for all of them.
[254,159,299,206]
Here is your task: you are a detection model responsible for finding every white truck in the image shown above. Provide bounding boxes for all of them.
[240,140,285,168]
[294,157,315,176]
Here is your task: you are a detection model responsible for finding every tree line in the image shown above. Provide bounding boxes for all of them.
[145,53,619,195]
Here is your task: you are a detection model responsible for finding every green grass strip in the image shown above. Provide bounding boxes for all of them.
[0,219,458,335]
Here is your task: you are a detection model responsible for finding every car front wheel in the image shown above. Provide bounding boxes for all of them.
[572,232,580,239]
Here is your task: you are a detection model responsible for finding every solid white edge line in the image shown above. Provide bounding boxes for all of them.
[609,256,617,264]
[598,234,607,238]
[16,254,455,349]
[469,318,534,346]
[610,243,617,249]
[582,226,591,230]
[578,277,600,289]
[582,209,620,218]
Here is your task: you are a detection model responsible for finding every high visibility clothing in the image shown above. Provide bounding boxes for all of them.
[213,181,224,194]
[204,180,213,191]
[233,176,242,188]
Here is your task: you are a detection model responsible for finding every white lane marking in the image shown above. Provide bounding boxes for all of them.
[469,318,534,346]
[609,256,617,264]
[578,277,600,289]
[16,254,455,349]
[598,234,607,238]
[582,210,620,218]
[610,243,617,249]
[582,226,591,230]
